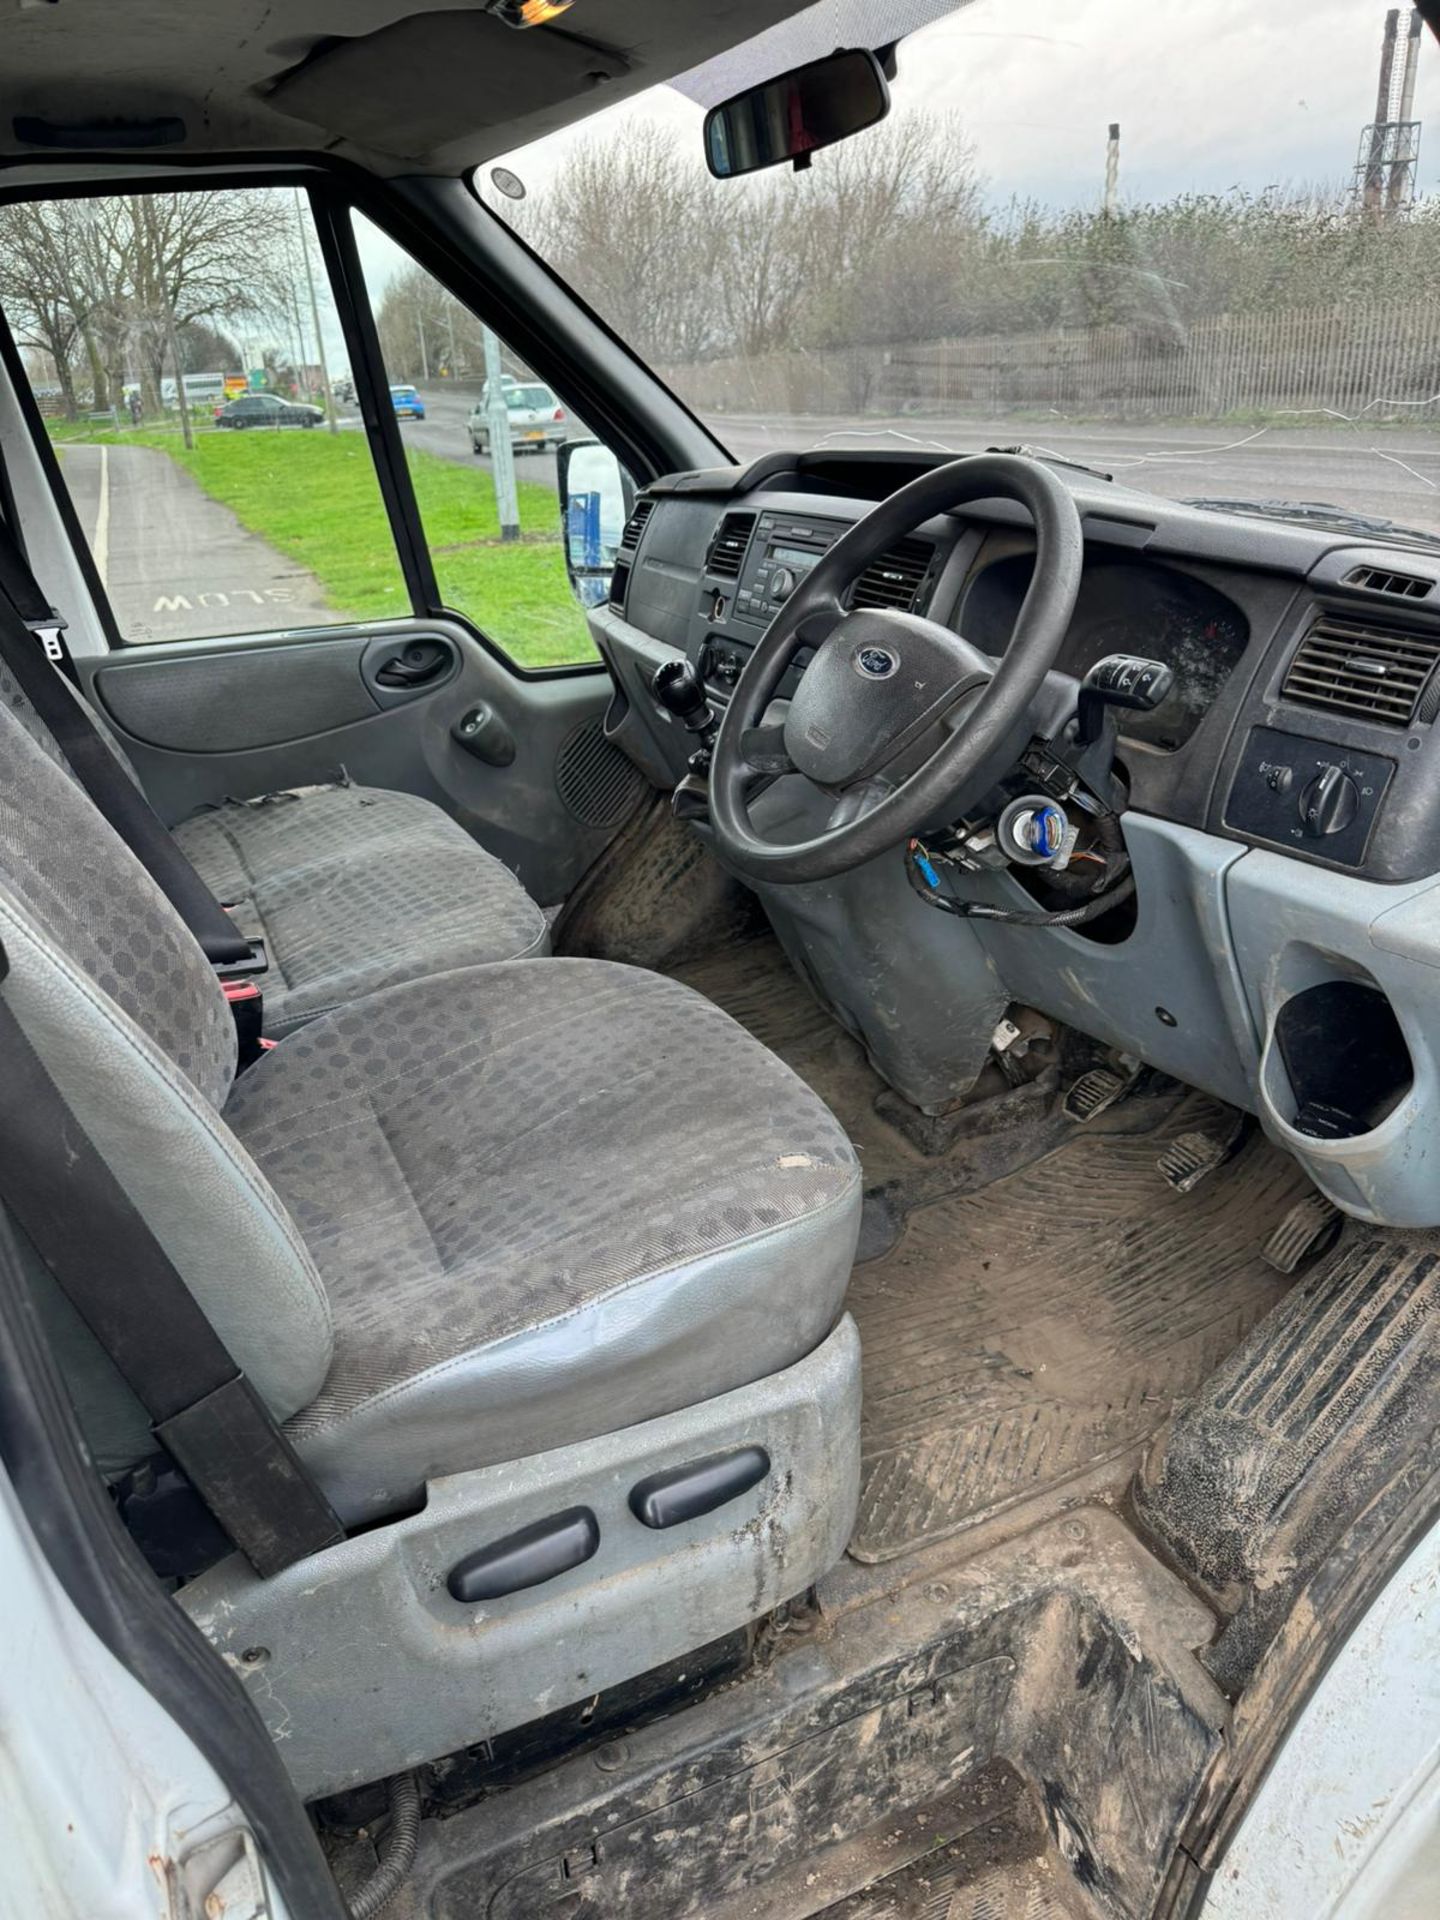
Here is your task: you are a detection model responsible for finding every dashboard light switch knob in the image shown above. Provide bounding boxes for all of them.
[1299,763,1360,837]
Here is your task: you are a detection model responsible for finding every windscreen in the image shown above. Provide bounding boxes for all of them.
[486,0,1440,542]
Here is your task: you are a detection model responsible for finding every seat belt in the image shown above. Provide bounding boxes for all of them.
[0,937,344,1578]
[0,524,256,971]
[0,508,80,684]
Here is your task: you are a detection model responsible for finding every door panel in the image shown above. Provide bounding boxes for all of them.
[80,620,637,905]
[92,635,383,751]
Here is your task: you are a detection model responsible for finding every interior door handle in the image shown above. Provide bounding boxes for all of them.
[374,640,451,689]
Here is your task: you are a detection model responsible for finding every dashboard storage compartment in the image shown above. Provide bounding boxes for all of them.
[1227,851,1440,1226]
[1272,981,1413,1141]
[1254,960,1427,1224]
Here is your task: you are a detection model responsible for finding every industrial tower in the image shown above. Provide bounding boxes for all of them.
[1354,7,1424,219]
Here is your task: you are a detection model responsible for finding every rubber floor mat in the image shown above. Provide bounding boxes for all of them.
[814,1764,1085,1920]
[849,1102,1310,1561]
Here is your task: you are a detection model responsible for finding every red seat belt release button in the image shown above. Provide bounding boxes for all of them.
[220,977,265,1069]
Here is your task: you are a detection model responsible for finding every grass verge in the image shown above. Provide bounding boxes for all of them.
[48,421,596,668]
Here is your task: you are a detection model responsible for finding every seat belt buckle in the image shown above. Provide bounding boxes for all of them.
[215,935,268,979]
[220,977,266,1070]
[215,939,268,1069]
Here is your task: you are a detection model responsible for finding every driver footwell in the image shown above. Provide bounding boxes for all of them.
[669,936,1312,1563]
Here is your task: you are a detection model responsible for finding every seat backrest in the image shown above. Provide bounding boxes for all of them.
[1,650,144,789]
[0,691,332,1474]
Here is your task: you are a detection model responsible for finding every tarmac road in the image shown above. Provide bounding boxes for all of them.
[379,387,1440,537]
[57,397,1440,643]
[708,412,1440,536]
[385,383,566,493]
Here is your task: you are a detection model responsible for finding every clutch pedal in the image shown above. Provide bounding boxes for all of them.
[1156,1110,1251,1193]
[1263,1190,1343,1274]
[1063,1054,1142,1123]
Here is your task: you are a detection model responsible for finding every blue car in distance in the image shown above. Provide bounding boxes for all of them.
[390,383,426,420]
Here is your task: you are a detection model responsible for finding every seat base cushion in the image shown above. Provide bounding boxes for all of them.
[223,959,862,1524]
[173,784,549,1033]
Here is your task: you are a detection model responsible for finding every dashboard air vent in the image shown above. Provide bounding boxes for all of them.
[851,539,933,614]
[1343,563,1433,601]
[619,498,655,554]
[706,512,756,580]
[1282,612,1440,727]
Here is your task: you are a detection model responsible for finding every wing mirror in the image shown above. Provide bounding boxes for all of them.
[557,440,633,610]
[703,47,890,179]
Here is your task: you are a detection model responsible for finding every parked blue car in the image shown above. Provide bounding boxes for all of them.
[390,383,426,419]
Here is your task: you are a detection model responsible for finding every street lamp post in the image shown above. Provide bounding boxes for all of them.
[293,191,339,432]
[481,324,521,543]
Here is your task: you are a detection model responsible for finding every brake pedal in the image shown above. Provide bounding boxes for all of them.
[1157,1111,1251,1193]
[1063,1054,1142,1123]
[1263,1190,1343,1274]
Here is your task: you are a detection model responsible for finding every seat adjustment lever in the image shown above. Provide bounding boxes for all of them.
[447,1506,599,1603]
[629,1446,771,1530]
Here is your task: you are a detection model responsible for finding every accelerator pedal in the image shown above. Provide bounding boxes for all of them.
[1263,1190,1343,1274]
[1157,1109,1251,1193]
[1063,1053,1143,1123]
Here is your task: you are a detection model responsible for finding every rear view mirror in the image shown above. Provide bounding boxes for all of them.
[704,47,890,179]
[558,440,633,609]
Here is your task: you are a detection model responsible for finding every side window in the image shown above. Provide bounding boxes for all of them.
[1,187,407,643]
[352,214,605,670]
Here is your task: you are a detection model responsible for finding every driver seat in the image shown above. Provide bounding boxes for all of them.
[0,695,862,1793]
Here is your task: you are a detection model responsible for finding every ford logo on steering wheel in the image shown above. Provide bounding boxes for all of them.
[853,645,898,680]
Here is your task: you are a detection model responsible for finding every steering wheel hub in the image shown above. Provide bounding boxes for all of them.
[783,608,994,789]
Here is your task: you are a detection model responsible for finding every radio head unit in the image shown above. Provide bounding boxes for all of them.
[732,513,847,626]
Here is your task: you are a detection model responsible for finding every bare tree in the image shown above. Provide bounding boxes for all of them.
[0,187,297,417]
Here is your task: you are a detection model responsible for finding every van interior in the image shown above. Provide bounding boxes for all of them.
[1,4,1438,1917]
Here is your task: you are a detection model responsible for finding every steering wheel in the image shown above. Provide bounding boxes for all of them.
[708,453,1084,884]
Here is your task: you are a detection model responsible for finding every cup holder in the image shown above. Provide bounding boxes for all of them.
[1271,980,1413,1141]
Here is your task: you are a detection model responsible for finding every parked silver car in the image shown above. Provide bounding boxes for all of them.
[468,381,567,454]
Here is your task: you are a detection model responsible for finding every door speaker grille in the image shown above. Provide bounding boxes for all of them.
[555,718,646,828]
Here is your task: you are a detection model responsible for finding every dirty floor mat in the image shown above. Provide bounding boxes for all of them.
[810,1762,1090,1920]
[849,1104,1310,1560]
[670,936,1311,1564]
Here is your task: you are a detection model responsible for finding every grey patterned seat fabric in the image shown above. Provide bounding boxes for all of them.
[171,786,550,1034]
[0,692,861,1527]
[225,960,860,1521]
[2,659,550,1034]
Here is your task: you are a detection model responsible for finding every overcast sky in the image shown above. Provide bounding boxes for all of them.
[490,0,1440,214]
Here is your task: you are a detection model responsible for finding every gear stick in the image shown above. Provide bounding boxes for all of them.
[651,657,719,821]
[651,657,720,769]
[652,658,716,737]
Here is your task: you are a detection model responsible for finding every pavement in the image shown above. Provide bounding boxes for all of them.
[60,441,334,641]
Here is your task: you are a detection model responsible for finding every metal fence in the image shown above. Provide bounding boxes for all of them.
[661,301,1440,423]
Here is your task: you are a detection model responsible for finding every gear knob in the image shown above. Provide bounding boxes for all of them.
[651,658,713,733]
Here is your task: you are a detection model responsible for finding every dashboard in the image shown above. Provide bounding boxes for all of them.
[596,448,1440,884]
[960,552,1249,753]
[588,446,1440,1229]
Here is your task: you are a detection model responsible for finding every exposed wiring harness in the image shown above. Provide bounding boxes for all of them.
[905,836,1136,928]
[347,1774,421,1920]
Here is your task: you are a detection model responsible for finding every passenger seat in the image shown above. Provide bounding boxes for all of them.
[172,781,550,1034]
[0,655,550,1034]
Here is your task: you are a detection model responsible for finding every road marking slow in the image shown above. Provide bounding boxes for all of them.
[93,444,110,586]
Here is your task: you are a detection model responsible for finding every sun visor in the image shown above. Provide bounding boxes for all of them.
[266,10,629,160]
